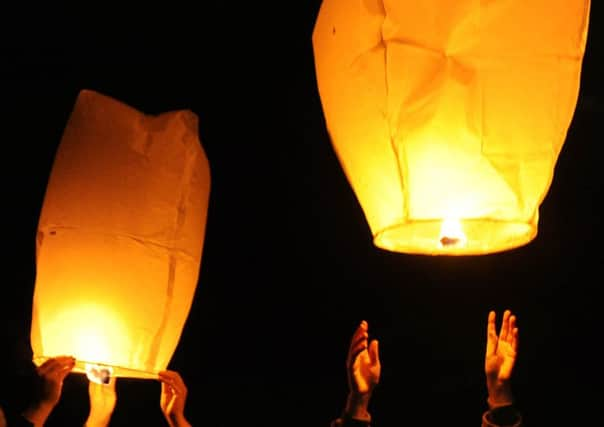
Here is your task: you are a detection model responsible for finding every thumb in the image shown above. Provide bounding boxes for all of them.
[369,339,379,365]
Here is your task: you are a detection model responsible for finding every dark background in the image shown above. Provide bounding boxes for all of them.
[1,2,602,426]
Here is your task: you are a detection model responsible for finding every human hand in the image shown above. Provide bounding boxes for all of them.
[22,356,75,426]
[344,320,380,420]
[159,370,191,427]
[85,377,117,427]
[485,310,518,408]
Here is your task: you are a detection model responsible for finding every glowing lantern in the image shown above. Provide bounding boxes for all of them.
[30,90,211,379]
[312,0,590,255]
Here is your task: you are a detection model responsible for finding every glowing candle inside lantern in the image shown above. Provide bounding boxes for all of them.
[86,363,114,384]
[439,218,467,249]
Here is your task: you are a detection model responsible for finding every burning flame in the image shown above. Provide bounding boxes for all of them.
[86,363,113,384]
[439,218,467,248]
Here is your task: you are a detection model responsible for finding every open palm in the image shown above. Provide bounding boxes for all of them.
[347,321,380,395]
[485,310,518,383]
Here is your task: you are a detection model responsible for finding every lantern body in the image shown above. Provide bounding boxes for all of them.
[30,90,211,378]
[312,0,590,255]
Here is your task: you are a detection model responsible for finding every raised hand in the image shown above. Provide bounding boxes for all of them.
[347,320,380,396]
[159,370,191,427]
[485,310,519,408]
[85,376,117,427]
[22,356,75,426]
[343,320,380,421]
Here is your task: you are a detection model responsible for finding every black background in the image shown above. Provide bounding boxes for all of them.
[1,2,602,426]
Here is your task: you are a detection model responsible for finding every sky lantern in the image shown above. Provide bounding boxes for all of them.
[312,0,590,255]
[30,89,211,381]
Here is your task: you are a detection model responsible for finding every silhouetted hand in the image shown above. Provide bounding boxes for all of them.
[22,356,75,426]
[159,370,191,427]
[485,310,518,408]
[85,377,117,427]
[344,320,380,420]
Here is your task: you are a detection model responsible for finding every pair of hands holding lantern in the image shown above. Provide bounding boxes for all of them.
[12,354,189,427]
[85,370,191,427]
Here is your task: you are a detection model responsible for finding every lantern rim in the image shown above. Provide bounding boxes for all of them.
[33,355,160,380]
[373,218,537,256]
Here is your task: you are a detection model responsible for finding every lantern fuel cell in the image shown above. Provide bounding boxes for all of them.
[312,0,591,255]
[85,364,113,385]
[30,90,211,379]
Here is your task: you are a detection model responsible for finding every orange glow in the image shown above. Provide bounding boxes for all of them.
[31,90,211,378]
[312,0,590,255]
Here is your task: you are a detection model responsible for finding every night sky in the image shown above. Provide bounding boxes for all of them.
[1,2,603,426]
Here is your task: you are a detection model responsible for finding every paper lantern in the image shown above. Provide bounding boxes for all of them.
[312,0,590,255]
[30,90,211,379]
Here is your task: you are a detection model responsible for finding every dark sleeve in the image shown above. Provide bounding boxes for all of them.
[482,405,522,427]
[3,409,35,427]
[331,417,371,427]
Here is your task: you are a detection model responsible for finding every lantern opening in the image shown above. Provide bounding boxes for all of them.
[34,355,160,379]
[374,219,536,256]
[85,363,113,384]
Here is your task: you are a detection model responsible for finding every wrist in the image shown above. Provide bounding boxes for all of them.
[486,379,514,409]
[22,401,55,425]
[166,413,191,427]
[344,392,371,421]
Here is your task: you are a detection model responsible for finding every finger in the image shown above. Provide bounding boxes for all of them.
[348,322,368,352]
[368,339,379,366]
[159,371,186,394]
[171,372,187,394]
[486,311,497,356]
[56,364,74,381]
[159,370,180,383]
[50,358,76,377]
[511,327,519,353]
[37,359,60,375]
[161,381,174,400]
[347,338,368,366]
[162,371,187,395]
[38,356,76,376]
[107,376,117,388]
[499,310,511,341]
[507,315,517,343]
[96,376,117,391]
